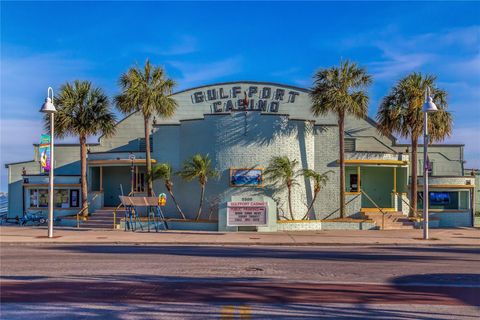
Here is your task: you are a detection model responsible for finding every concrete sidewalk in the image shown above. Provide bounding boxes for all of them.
[1,225,479,246]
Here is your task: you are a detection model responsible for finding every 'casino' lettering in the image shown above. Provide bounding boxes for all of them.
[191,86,301,113]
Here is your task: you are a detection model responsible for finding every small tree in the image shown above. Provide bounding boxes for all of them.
[177,154,218,221]
[149,163,186,220]
[301,169,332,220]
[264,156,299,220]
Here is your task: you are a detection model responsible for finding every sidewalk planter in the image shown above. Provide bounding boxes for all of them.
[321,219,377,230]
[120,218,218,231]
[276,219,377,231]
[277,220,322,231]
[167,219,218,231]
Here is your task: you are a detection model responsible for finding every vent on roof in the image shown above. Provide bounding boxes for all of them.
[345,139,356,152]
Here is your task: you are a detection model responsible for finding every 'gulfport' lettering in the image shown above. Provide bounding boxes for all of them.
[191,85,301,113]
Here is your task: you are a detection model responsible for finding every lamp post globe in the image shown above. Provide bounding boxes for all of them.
[40,87,57,238]
[422,86,438,240]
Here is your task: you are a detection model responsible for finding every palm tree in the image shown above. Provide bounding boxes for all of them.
[264,156,299,220]
[177,154,218,221]
[301,169,332,220]
[149,163,186,220]
[115,59,178,196]
[47,80,116,217]
[310,60,372,218]
[376,73,452,217]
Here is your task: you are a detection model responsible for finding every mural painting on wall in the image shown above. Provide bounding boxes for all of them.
[191,85,302,113]
[230,168,263,187]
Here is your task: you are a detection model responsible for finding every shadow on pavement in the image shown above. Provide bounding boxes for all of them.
[43,245,480,263]
[0,302,475,319]
[391,273,480,307]
[380,246,480,255]
[2,274,479,306]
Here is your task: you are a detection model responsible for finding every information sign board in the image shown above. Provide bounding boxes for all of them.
[227,201,268,226]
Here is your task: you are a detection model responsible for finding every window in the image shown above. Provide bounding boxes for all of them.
[417,191,462,210]
[70,190,79,207]
[28,188,80,208]
[55,189,69,208]
[29,189,38,207]
[135,173,145,192]
[38,189,48,207]
[349,174,359,192]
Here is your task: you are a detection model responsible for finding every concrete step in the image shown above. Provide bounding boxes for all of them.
[364,210,415,230]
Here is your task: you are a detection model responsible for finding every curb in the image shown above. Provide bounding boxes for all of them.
[1,242,479,247]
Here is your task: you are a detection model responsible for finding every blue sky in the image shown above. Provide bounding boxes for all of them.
[1,1,479,191]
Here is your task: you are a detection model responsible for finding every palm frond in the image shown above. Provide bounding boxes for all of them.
[45,80,117,139]
[115,59,178,120]
[177,154,218,184]
[310,59,372,119]
[375,72,452,141]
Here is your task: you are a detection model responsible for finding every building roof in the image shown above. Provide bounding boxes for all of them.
[4,160,36,168]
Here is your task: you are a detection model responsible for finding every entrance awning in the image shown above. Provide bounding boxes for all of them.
[340,159,408,166]
[87,159,157,166]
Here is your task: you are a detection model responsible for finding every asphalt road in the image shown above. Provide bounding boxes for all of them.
[1,244,479,319]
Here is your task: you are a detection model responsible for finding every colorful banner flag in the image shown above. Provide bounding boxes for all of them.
[39,134,51,172]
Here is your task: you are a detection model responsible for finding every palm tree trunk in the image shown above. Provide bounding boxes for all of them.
[144,116,153,196]
[80,135,88,217]
[302,190,318,220]
[288,186,294,220]
[166,184,186,220]
[196,183,205,221]
[410,137,418,218]
[338,113,346,218]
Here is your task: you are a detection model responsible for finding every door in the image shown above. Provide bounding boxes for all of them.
[103,167,132,207]
[360,167,394,208]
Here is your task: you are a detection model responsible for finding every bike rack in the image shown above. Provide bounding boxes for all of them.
[119,196,168,232]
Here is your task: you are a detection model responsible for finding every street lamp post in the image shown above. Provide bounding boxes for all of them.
[40,87,57,238]
[422,86,438,240]
[129,153,136,194]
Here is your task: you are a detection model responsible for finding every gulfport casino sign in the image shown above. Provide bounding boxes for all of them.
[191,85,302,113]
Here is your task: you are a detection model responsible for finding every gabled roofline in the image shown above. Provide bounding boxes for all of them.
[394,143,465,147]
[5,160,36,168]
[171,80,310,96]
[32,143,100,147]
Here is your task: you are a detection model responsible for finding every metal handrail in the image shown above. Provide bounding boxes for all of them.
[323,193,361,220]
[361,190,388,230]
[113,191,137,229]
[393,192,419,218]
[76,193,99,228]
[113,202,125,230]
